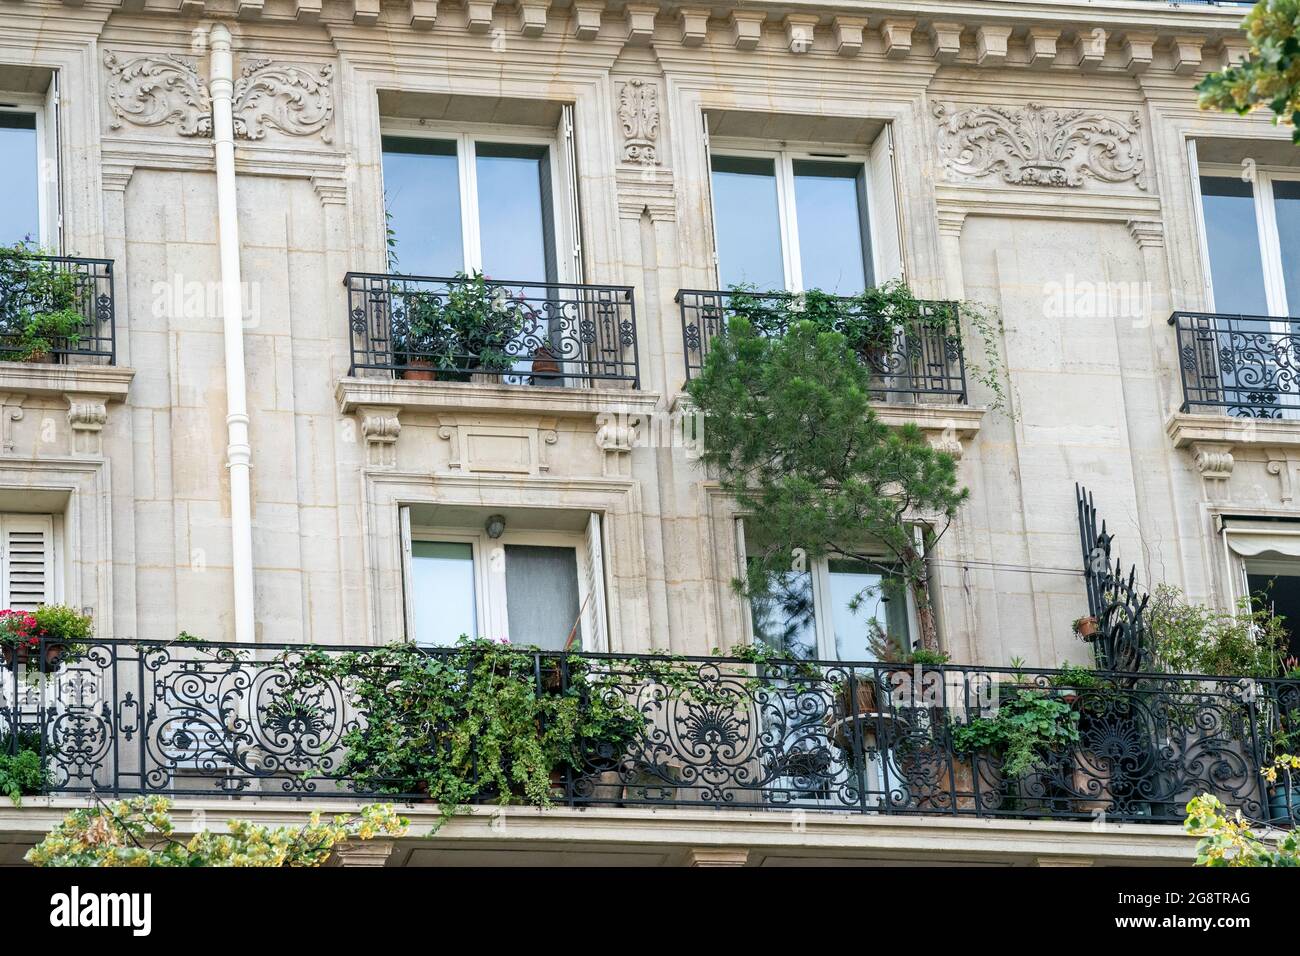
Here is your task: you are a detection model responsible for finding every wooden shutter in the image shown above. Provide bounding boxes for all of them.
[1,514,54,611]
[399,505,415,642]
[867,124,903,284]
[582,512,609,651]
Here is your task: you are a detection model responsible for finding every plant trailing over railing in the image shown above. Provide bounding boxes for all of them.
[950,689,1081,779]
[289,637,647,829]
[686,317,968,652]
[24,797,408,867]
[721,280,1007,411]
[0,241,86,362]
[0,604,94,672]
[393,270,527,378]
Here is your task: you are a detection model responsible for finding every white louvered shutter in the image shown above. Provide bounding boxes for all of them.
[1,515,54,611]
[582,512,609,652]
[562,104,584,283]
[399,505,415,642]
[868,124,904,284]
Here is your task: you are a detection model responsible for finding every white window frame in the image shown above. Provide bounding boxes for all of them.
[706,138,880,294]
[1194,159,1300,316]
[379,119,575,283]
[407,523,603,650]
[0,92,57,248]
[736,517,921,662]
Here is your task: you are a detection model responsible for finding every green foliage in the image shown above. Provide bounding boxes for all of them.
[33,604,93,644]
[1051,662,1102,690]
[1185,793,1300,866]
[0,743,48,807]
[1146,583,1287,678]
[686,316,969,651]
[1198,0,1300,143]
[0,242,85,362]
[25,796,408,867]
[950,690,1080,778]
[398,271,526,374]
[291,638,645,830]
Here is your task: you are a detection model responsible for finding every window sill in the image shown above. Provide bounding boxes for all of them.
[336,376,663,420]
[0,362,134,401]
[1166,411,1300,480]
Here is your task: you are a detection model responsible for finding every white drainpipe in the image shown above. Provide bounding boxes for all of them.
[209,23,256,643]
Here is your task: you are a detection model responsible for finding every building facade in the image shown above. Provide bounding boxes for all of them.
[0,0,1291,865]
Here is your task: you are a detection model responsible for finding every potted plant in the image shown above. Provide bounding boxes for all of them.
[0,605,93,672]
[396,288,457,381]
[1072,615,1099,640]
[0,730,49,806]
[0,242,85,363]
[531,342,561,380]
[1264,753,1300,825]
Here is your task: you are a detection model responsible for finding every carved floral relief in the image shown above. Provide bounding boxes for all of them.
[933,102,1147,190]
[617,78,660,166]
[103,51,334,143]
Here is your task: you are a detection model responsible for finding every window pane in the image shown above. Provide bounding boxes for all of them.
[1200,176,1268,314]
[711,155,785,291]
[475,143,555,282]
[410,541,476,646]
[827,560,910,662]
[749,565,818,660]
[793,160,871,294]
[0,113,39,246]
[504,544,580,651]
[1272,180,1300,314]
[381,136,463,276]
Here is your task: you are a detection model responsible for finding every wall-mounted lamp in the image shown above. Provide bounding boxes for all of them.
[485,514,507,539]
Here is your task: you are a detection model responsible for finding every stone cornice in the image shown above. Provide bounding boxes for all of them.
[336,376,664,420]
[0,363,134,401]
[3,1,1249,78]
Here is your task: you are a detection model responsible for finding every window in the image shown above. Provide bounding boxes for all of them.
[381,129,562,282]
[402,511,608,651]
[1192,162,1300,315]
[0,102,44,246]
[0,513,55,609]
[1223,518,1300,661]
[739,520,916,662]
[705,127,900,294]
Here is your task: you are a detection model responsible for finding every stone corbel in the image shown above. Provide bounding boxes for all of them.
[785,14,818,54]
[518,0,547,36]
[880,19,915,59]
[624,3,658,44]
[929,22,963,64]
[679,8,708,46]
[466,0,494,32]
[731,10,765,50]
[329,841,395,867]
[1171,35,1204,75]
[1026,28,1059,69]
[0,394,24,455]
[974,25,1010,66]
[595,410,639,478]
[1267,452,1295,503]
[1074,28,1107,70]
[1191,441,1234,480]
[358,404,401,469]
[572,1,603,40]
[833,17,867,57]
[1120,32,1156,74]
[65,393,109,458]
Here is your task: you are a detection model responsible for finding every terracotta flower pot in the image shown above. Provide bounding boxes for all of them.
[1,639,65,672]
[531,344,561,378]
[1073,616,1099,640]
[402,357,437,382]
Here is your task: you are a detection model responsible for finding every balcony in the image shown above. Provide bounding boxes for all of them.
[0,254,116,365]
[6,638,1294,828]
[346,272,640,389]
[1169,311,1300,419]
[678,289,968,404]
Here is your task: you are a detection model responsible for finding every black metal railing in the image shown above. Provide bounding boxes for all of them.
[346,272,640,388]
[0,255,116,364]
[1169,311,1300,418]
[678,289,968,403]
[6,637,1297,826]
[1076,484,1150,673]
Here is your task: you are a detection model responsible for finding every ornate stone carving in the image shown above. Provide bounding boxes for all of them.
[1191,441,1234,480]
[358,405,401,468]
[104,51,334,143]
[66,394,110,458]
[934,102,1147,190]
[617,79,659,165]
[233,59,335,143]
[104,52,212,137]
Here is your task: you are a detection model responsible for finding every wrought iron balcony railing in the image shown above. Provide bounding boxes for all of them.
[6,638,1296,827]
[1170,311,1300,418]
[0,254,116,365]
[678,289,968,403]
[346,272,640,388]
